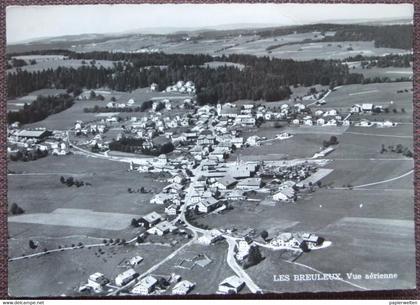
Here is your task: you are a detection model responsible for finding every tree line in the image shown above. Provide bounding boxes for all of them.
[7,93,74,124]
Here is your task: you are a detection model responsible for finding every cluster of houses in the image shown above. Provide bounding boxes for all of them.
[269,232,323,252]
[7,127,70,159]
[164,80,196,95]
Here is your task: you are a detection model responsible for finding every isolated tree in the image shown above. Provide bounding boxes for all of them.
[60,176,66,184]
[329,136,338,145]
[131,218,139,227]
[89,90,96,99]
[260,230,269,241]
[10,202,24,215]
[29,240,37,249]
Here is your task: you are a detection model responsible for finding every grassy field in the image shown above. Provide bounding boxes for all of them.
[152,242,235,295]
[8,58,116,73]
[352,66,413,81]
[66,32,410,61]
[8,241,184,297]
[322,82,413,113]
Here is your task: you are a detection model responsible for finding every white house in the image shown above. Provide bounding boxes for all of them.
[218,276,245,294]
[128,256,143,266]
[147,221,177,236]
[131,275,158,295]
[172,280,195,295]
[115,269,138,286]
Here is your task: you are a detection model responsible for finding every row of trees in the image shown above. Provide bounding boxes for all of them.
[7,93,74,124]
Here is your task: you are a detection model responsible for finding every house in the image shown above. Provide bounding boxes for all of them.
[323,109,338,117]
[128,256,144,266]
[231,137,244,148]
[235,239,253,261]
[273,181,296,201]
[316,118,325,126]
[150,83,158,91]
[273,188,295,201]
[194,196,221,213]
[218,276,245,294]
[169,173,187,184]
[294,103,306,112]
[147,221,177,236]
[197,229,224,245]
[324,119,337,126]
[131,275,158,295]
[301,233,323,246]
[361,103,374,112]
[351,104,362,113]
[88,272,109,288]
[235,115,256,126]
[165,204,180,216]
[212,176,237,190]
[163,183,184,194]
[236,178,262,191]
[138,211,163,229]
[218,103,238,118]
[224,190,246,201]
[270,233,308,251]
[303,119,313,126]
[172,280,195,295]
[227,163,257,179]
[209,146,229,162]
[150,193,174,205]
[115,269,138,286]
[16,129,50,141]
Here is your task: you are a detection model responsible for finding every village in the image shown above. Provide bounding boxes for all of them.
[7,73,412,296]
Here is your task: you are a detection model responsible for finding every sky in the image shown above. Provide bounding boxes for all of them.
[6,3,414,44]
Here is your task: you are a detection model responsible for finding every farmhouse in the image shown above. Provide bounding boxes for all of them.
[218,276,245,294]
[138,211,163,229]
[197,229,224,245]
[165,204,180,216]
[16,129,50,141]
[212,176,237,190]
[194,196,221,213]
[150,193,177,205]
[115,269,138,286]
[87,272,109,292]
[131,275,158,295]
[236,178,262,191]
[128,256,144,266]
[172,280,195,295]
[147,221,177,236]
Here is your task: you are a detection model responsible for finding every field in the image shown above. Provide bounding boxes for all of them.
[152,242,237,295]
[352,66,413,81]
[15,31,410,61]
[321,82,413,114]
[8,241,183,297]
[9,208,141,231]
[7,151,198,296]
[8,56,116,73]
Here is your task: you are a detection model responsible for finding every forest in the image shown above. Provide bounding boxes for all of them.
[7,51,364,104]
